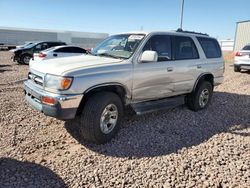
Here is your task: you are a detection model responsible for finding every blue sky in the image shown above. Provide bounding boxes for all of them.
[0,0,249,39]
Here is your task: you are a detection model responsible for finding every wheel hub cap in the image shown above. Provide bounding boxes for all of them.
[100,104,118,134]
[199,89,209,108]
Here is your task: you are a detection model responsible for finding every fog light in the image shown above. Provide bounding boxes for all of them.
[41,96,57,106]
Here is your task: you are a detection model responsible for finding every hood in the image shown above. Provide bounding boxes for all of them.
[30,54,124,75]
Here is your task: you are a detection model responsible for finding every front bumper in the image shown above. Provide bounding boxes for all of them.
[24,80,83,120]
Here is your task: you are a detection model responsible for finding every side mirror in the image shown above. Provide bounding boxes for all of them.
[140,50,158,63]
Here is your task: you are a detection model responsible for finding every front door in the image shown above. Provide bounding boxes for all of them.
[132,34,175,102]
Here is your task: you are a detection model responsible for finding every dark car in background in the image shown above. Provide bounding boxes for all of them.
[11,41,66,64]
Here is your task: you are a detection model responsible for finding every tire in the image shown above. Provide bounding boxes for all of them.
[186,81,213,111]
[234,65,241,72]
[79,92,123,144]
[21,54,32,65]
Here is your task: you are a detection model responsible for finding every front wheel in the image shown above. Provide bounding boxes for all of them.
[186,81,213,111]
[21,54,32,65]
[79,92,123,144]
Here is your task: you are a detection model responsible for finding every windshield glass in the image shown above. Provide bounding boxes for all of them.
[24,42,38,48]
[92,34,145,59]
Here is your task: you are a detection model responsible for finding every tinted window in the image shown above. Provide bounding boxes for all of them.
[242,45,250,50]
[54,47,72,53]
[174,36,199,60]
[70,47,86,53]
[143,35,172,62]
[197,37,221,58]
[48,42,65,47]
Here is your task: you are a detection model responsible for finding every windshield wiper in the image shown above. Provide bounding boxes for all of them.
[97,53,123,59]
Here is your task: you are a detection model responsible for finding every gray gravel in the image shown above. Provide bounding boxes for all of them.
[0,51,249,188]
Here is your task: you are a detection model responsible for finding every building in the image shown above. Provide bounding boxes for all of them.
[0,26,108,48]
[234,20,250,51]
[219,39,234,52]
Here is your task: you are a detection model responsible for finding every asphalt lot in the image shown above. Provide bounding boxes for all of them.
[0,51,249,188]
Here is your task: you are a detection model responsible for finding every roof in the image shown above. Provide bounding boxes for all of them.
[117,30,210,37]
[237,20,250,24]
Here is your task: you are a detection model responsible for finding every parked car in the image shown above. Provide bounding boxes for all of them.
[24,30,224,144]
[11,41,66,64]
[29,45,88,66]
[234,44,250,72]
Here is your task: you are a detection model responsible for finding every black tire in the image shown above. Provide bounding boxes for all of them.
[21,54,32,65]
[186,81,213,111]
[234,65,241,72]
[79,92,123,144]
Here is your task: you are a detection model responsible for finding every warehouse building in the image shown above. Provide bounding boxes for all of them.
[234,20,250,51]
[0,26,108,48]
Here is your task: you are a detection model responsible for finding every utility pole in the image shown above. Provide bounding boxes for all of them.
[180,0,185,30]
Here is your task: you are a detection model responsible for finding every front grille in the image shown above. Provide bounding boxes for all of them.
[28,72,43,86]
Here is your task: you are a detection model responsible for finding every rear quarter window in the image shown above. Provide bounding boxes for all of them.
[197,37,222,58]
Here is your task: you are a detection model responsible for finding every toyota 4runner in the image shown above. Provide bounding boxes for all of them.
[24,30,224,144]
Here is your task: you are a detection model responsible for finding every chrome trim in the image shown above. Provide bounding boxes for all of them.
[24,80,83,109]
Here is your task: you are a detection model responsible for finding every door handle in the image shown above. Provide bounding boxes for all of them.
[167,67,173,72]
[197,65,202,69]
[53,54,58,57]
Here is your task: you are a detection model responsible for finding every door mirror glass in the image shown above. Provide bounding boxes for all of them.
[140,50,158,63]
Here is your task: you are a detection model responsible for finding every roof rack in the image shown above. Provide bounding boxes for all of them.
[176,28,209,36]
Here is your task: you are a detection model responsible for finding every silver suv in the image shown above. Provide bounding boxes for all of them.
[24,30,224,144]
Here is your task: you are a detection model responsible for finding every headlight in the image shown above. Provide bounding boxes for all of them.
[44,74,73,90]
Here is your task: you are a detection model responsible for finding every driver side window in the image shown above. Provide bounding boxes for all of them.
[143,35,172,62]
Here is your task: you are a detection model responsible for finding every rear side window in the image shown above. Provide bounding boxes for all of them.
[242,45,250,50]
[143,35,172,62]
[70,47,87,53]
[55,47,87,53]
[54,47,72,53]
[174,36,199,60]
[197,37,221,58]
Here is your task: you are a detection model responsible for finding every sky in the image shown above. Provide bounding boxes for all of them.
[0,0,249,40]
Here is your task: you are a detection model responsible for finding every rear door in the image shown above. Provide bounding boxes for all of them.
[171,35,201,94]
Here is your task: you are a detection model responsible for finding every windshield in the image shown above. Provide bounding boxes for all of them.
[24,42,38,48]
[92,34,145,59]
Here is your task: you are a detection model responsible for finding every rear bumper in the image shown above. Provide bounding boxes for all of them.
[24,81,83,120]
[234,63,250,70]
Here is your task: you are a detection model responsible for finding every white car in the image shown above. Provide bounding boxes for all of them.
[29,45,87,66]
[234,44,250,72]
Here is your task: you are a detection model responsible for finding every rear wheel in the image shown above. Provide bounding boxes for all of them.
[234,65,241,72]
[187,81,213,111]
[79,92,123,144]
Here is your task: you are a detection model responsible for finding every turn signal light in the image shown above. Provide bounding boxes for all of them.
[60,78,73,90]
[41,96,57,106]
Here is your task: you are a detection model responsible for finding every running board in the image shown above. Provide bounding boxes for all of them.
[131,95,185,115]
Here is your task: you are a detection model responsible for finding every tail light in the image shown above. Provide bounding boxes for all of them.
[235,52,242,56]
[39,53,47,58]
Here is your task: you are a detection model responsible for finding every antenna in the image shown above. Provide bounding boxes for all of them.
[179,0,185,30]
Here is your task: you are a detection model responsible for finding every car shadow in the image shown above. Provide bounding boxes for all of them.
[65,91,250,158]
[0,158,67,188]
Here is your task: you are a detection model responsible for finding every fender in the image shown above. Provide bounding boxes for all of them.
[192,73,214,92]
[84,82,132,100]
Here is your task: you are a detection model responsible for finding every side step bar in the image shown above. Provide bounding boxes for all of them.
[131,95,185,115]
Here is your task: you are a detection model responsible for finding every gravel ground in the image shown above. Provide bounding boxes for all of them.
[0,51,249,188]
